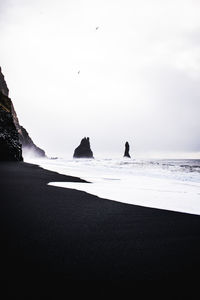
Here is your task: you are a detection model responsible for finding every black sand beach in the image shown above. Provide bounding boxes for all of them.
[1,161,200,280]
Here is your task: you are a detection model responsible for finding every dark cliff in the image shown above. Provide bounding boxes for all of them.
[73,137,94,158]
[0,67,23,161]
[0,67,9,96]
[0,67,46,160]
[19,126,46,158]
[0,93,23,161]
[11,104,46,158]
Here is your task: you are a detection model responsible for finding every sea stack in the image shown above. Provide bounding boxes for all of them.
[0,67,46,160]
[73,137,94,159]
[124,141,131,158]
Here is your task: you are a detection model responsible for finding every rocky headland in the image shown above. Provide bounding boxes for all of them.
[0,67,46,160]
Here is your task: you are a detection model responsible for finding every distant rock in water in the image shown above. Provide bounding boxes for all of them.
[73,137,94,158]
[0,66,46,160]
[124,141,131,158]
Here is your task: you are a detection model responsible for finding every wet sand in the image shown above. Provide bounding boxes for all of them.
[1,161,200,280]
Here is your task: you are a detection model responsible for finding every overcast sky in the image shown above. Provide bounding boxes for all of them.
[0,0,200,158]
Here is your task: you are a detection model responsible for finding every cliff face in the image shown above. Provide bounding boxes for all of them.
[0,96,23,161]
[0,67,46,160]
[11,103,46,158]
[20,126,46,158]
[0,68,23,161]
[0,67,9,96]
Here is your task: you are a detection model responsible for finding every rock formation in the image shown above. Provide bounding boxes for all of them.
[124,141,131,158]
[19,126,46,158]
[11,103,46,158]
[73,137,94,158]
[0,67,23,161]
[0,67,46,160]
[0,67,9,96]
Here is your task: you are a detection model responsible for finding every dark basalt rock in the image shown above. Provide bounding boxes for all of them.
[11,104,46,158]
[73,137,94,158]
[0,103,23,161]
[0,70,23,161]
[0,67,9,96]
[124,141,131,158]
[19,126,46,158]
[0,67,46,160]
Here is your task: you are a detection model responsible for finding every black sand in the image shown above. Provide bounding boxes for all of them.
[1,161,200,280]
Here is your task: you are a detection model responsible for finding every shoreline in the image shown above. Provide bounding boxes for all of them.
[34,157,200,216]
[1,161,200,279]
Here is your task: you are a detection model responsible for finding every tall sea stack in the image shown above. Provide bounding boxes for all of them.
[124,141,131,158]
[0,67,46,160]
[73,137,94,158]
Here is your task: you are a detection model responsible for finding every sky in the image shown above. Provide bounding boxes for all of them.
[0,0,200,158]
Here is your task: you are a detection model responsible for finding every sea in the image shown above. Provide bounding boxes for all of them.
[25,156,200,216]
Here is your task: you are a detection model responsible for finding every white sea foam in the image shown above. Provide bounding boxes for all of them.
[26,157,200,215]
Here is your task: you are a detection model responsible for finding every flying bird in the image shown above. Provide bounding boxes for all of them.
[96,26,99,30]
[78,70,80,74]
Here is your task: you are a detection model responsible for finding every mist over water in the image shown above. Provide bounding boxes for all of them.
[26,156,200,216]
